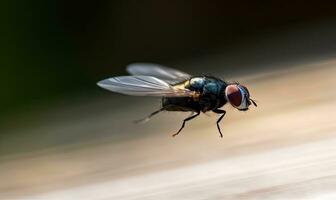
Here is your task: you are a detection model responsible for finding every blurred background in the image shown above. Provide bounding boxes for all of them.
[1,1,336,199]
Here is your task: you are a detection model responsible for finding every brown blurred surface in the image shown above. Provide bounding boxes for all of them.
[1,58,336,199]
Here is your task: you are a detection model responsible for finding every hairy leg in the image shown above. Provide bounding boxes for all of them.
[172,111,200,137]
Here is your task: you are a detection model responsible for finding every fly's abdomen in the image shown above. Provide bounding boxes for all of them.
[162,97,201,112]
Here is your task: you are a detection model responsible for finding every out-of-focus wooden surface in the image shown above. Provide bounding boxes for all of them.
[1,60,336,199]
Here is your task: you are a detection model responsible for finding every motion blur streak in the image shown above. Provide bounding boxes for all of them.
[1,59,336,199]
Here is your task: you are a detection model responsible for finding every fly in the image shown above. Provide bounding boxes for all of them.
[97,63,257,138]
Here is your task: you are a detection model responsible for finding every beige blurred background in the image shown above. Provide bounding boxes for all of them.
[2,1,336,199]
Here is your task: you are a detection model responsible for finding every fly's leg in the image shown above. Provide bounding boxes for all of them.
[134,107,166,124]
[213,109,226,138]
[172,111,200,137]
[188,111,195,117]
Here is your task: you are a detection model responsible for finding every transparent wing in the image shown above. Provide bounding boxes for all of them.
[97,76,193,97]
[126,63,191,84]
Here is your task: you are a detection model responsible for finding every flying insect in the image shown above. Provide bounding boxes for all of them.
[97,63,257,138]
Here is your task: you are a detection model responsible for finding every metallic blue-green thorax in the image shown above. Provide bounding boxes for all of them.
[162,76,228,112]
[187,76,226,96]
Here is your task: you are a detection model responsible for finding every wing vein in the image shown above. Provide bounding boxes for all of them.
[97,75,192,97]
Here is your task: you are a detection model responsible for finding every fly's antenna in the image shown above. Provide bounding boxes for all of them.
[250,98,258,107]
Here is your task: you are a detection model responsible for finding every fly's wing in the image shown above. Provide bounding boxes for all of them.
[97,76,193,97]
[126,63,191,84]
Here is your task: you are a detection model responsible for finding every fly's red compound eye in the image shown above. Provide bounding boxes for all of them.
[225,85,242,107]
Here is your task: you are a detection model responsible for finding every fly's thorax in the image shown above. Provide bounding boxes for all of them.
[189,77,206,91]
[190,76,227,110]
[188,76,224,91]
[172,76,227,111]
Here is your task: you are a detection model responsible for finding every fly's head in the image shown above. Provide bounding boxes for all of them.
[225,83,257,111]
